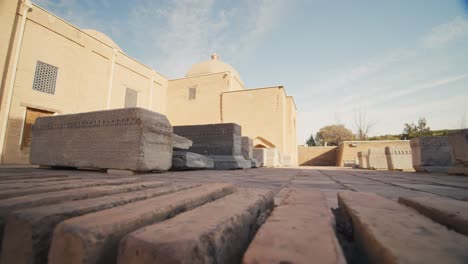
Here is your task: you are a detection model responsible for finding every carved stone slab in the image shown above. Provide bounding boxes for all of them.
[385,146,413,171]
[30,108,173,171]
[367,148,388,170]
[171,151,214,170]
[410,136,455,172]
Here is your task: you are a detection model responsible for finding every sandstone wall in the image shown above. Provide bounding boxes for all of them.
[298,146,337,166]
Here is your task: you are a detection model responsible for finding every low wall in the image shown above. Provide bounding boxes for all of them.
[336,140,410,167]
[298,146,337,166]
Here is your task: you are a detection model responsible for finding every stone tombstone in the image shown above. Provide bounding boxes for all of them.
[30,108,173,171]
[173,123,251,169]
[171,151,214,170]
[448,129,468,164]
[241,137,253,160]
[253,148,281,167]
[367,148,388,170]
[357,151,369,169]
[410,136,455,173]
[172,134,192,150]
[447,129,468,175]
[385,146,413,171]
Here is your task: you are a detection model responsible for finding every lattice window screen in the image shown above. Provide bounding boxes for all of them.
[32,61,58,94]
[188,87,196,100]
[125,88,138,108]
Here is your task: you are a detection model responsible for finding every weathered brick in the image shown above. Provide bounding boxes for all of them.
[0,181,167,249]
[117,188,274,264]
[243,189,346,264]
[399,196,468,236]
[1,183,197,264]
[338,191,468,263]
[0,178,140,199]
[48,183,236,264]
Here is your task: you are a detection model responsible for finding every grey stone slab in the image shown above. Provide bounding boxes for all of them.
[209,155,252,170]
[411,136,455,172]
[171,151,214,170]
[367,148,388,170]
[172,134,192,150]
[448,129,468,164]
[385,146,413,171]
[30,108,173,171]
[241,137,253,160]
[173,123,242,156]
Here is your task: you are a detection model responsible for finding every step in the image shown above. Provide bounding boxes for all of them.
[48,183,236,264]
[117,188,274,264]
[0,178,90,191]
[338,191,468,264]
[0,178,140,199]
[399,196,468,236]
[1,183,198,264]
[243,189,346,264]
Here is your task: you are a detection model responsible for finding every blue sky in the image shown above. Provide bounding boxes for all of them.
[34,0,468,144]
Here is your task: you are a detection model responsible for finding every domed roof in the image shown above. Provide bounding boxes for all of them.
[82,29,122,51]
[186,54,243,84]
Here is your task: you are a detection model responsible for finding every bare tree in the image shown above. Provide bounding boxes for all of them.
[354,108,375,140]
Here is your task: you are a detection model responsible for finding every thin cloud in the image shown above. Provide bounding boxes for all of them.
[422,16,468,48]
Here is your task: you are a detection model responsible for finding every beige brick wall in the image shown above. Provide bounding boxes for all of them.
[298,146,337,166]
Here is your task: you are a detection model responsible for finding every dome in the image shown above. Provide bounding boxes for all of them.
[82,29,122,51]
[186,54,243,84]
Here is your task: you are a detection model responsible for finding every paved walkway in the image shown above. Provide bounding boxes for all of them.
[0,165,468,264]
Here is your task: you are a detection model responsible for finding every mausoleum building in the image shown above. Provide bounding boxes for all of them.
[0,0,297,166]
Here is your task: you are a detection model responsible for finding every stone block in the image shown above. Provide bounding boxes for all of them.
[253,148,281,167]
[357,151,368,169]
[243,189,346,264]
[172,134,192,150]
[250,159,262,168]
[241,137,253,160]
[30,108,173,171]
[410,136,455,172]
[399,196,468,237]
[448,129,468,164]
[117,188,274,264]
[338,191,468,263]
[48,183,236,264]
[1,183,196,264]
[385,146,413,171]
[171,151,214,170]
[173,123,251,169]
[367,147,388,170]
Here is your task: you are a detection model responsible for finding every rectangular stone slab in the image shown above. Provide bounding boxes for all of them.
[0,181,167,247]
[338,191,468,263]
[0,177,140,199]
[241,137,253,160]
[1,183,198,264]
[48,183,236,264]
[410,136,455,172]
[173,123,242,156]
[171,151,214,170]
[357,151,368,169]
[385,146,413,171]
[367,148,388,170]
[398,196,468,236]
[448,129,468,164]
[172,134,192,150]
[243,189,346,264]
[117,188,274,264]
[30,107,173,171]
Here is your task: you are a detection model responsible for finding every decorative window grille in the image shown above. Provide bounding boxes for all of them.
[125,88,138,108]
[32,61,58,94]
[188,87,196,100]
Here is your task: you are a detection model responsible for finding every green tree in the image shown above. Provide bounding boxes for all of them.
[402,117,431,139]
[306,134,316,146]
[315,124,354,146]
